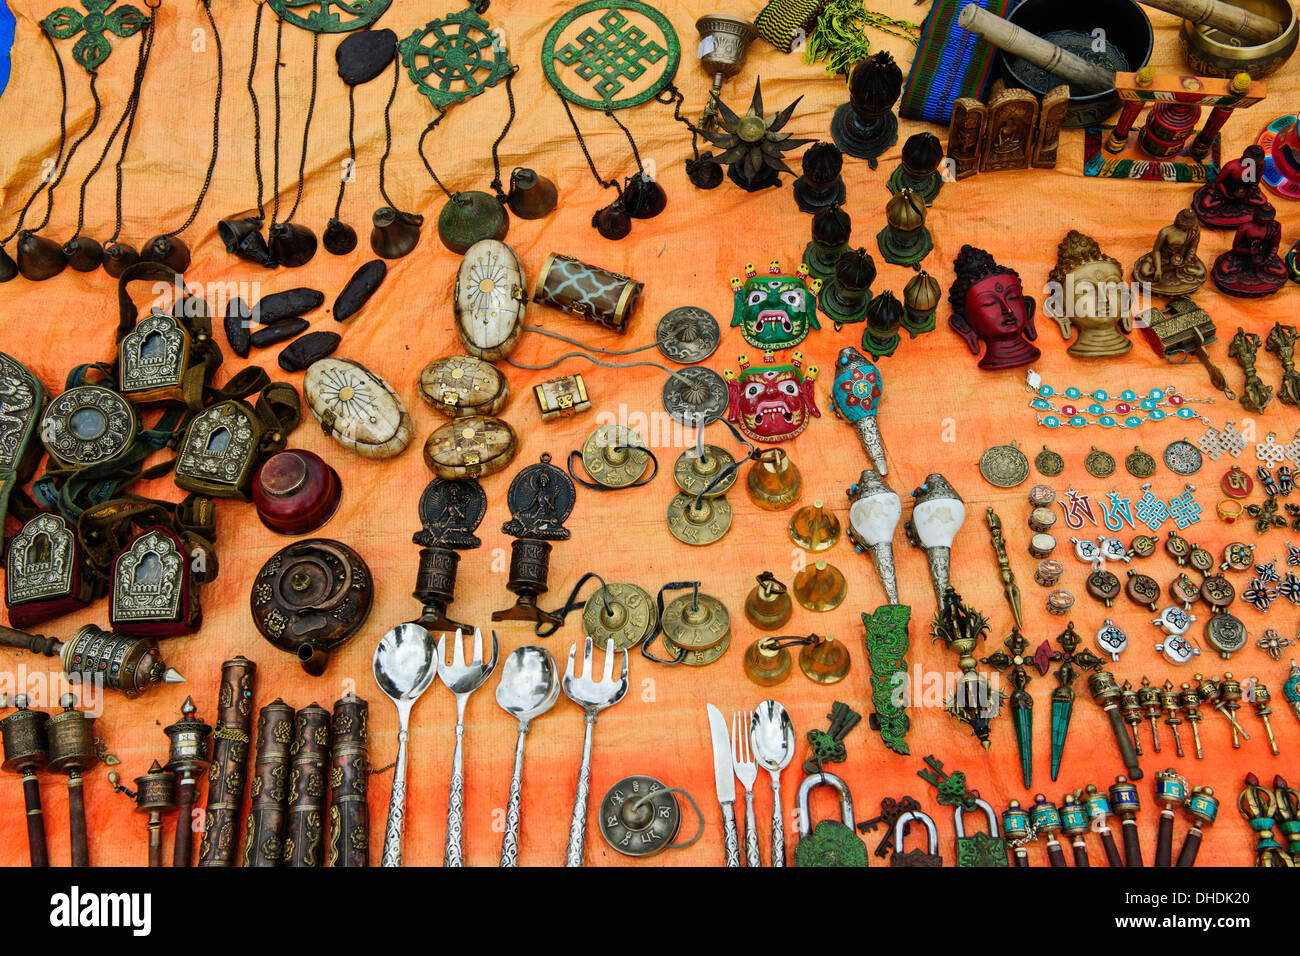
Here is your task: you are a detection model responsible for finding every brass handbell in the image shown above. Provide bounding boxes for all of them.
[370,206,423,259]
[16,231,67,281]
[743,636,793,686]
[0,244,17,282]
[506,168,558,220]
[268,222,317,268]
[322,217,358,255]
[745,571,793,630]
[62,236,103,272]
[140,234,190,273]
[747,448,802,510]
[793,560,847,612]
[101,241,139,278]
[217,214,276,267]
[695,15,758,130]
[799,634,851,684]
[790,499,841,552]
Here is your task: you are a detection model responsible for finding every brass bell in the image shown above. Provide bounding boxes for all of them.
[799,634,851,684]
[16,231,67,281]
[696,14,758,130]
[743,636,792,686]
[745,571,793,630]
[793,559,847,612]
[902,269,941,336]
[218,214,276,267]
[592,201,631,240]
[101,241,139,278]
[746,448,802,510]
[506,167,558,220]
[623,172,667,220]
[0,244,17,282]
[140,234,190,273]
[322,217,358,255]
[790,499,841,552]
[686,154,724,190]
[437,191,507,254]
[62,236,103,272]
[370,206,423,259]
[268,222,317,268]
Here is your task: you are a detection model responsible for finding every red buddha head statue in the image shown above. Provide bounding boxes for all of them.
[947,244,1040,371]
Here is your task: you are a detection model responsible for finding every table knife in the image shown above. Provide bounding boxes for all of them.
[706,703,740,867]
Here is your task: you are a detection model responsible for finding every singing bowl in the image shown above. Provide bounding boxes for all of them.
[1001,0,1153,129]
[1181,0,1297,79]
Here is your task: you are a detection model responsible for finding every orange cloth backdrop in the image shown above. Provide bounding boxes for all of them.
[0,0,1296,867]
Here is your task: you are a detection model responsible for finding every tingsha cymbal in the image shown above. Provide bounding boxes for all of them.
[667,493,733,546]
[662,367,728,426]
[656,306,720,365]
[579,424,653,489]
[582,582,657,652]
[673,444,737,498]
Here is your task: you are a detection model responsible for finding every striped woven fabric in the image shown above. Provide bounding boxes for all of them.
[900,0,1010,123]
[754,0,824,52]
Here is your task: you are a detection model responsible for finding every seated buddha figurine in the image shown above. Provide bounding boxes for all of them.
[948,245,1040,370]
[1132,208,1207,297]
[1193,145,1275,229]
[1211,206,1288,298]
[1047,230,1132,358]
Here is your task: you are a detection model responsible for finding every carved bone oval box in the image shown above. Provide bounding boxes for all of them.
[305,358,411,459]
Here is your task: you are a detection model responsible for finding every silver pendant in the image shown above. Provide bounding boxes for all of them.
[174,400,260,496]
[1163,439,1203,475]
[118,310,189,399]
[41,385,136,468]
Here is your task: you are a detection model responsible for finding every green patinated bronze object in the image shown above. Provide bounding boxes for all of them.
[268,0,392,34]
[399,4,513,109]
[542,1,680,111]
[980,628,1042,787]
[1045,621,1107,781]
[863,605,911,755]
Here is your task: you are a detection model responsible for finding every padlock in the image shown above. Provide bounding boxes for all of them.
[891,809,943,867]
[954,798,1008,867]
[793,771,870,867]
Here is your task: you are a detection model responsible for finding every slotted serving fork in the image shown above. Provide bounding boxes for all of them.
[562,636,629,867]
[436,627,498,868]
[732,709,761,867]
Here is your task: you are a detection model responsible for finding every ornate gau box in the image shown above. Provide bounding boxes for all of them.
[455,239,526,360]
[41,385,136,470]
[5,512,93,628]
[420,356,518,480]
[305,358,411,460]
[534,374,591,421]
[110,525,201,638]
[533,253,644,333]
[117,310,191,405]
[0,353,48,536]
[174,400,262,499]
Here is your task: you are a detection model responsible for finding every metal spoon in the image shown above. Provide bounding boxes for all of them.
[751,700,796,867]
[372,623,438,867]
[495,645,561,867]
[437,626,498,867]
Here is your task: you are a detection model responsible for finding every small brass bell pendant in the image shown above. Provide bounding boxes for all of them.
[744,636,792,686]
[63,236,103,272]
[623,172,666,219]
[437,191,507,254]
[686,153,724,190]
[370,206,422,259]
[218,215,276,267]
[101,241,139,278]
[745,571,793,630]
[793,559,847,612]
[506,167,557,220]
[140,234,190,273]
[790,499,841,552]
[16,231,67,281]
[799,634,851,684]
[0,244,17,282]
[592,200,632,240]
[268,222,317,268]
[322,217,358,255]
[747,448,802,510]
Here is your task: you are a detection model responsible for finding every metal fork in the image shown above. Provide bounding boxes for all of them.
[732,709,761,867]
[436,627,498,868]
[562,636,629,867]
